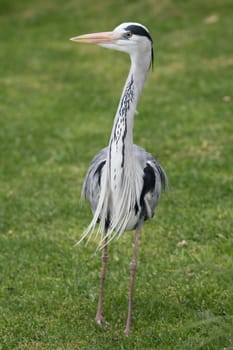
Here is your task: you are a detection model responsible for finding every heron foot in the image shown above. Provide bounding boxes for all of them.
[95,314,103,326]
[124,327,130,337]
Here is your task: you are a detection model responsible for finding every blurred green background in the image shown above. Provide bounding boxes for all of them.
[0,0,232,349]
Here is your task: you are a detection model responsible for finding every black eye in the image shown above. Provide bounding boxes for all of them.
[124,31,133,39]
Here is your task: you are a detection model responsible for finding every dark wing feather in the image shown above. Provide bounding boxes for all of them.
[82,147,108,214]
[133,145,168,221]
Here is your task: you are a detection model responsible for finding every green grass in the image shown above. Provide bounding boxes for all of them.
[0,0,233,349]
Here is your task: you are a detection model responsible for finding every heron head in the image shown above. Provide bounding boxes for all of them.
[70,22,154,68]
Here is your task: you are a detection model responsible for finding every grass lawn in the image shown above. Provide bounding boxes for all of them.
[0,0,233,349]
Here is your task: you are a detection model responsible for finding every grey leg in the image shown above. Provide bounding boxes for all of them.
[124,224,141,336]
[95,237,108,325]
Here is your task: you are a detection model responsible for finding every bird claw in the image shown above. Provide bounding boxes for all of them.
[95,315,103,326]
[124,326,130,337]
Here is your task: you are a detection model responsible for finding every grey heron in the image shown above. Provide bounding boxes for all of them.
[70,22,168,336]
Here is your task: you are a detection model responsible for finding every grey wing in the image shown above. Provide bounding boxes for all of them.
[82,144,168,225]
[82,147,108,214]
[133,144,168,221]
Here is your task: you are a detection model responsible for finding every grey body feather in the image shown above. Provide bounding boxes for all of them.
[82,144,167,237]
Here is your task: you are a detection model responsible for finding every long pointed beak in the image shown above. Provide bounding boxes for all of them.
[70,31,115,45]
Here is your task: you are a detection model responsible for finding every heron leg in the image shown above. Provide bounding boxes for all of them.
[124,222,142,336]
[95,236,108,325]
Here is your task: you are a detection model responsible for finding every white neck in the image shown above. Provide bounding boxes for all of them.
[108,52,151,179]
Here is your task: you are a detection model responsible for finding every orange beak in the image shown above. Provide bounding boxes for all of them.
[70,31,115,45]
